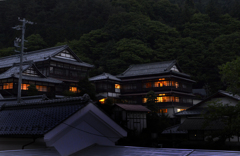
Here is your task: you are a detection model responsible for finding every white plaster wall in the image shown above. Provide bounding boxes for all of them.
[44,103,127,156]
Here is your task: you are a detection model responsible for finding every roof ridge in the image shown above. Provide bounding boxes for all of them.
[26,45,68,55]
[0,45,67,61]
[4,94,90,108]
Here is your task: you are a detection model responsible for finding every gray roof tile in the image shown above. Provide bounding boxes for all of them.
[89,73,121,81]
[117,60,189,78]
[0,94,90,136]
[0,63,62,84]
[162,124,188,134]
[115,104,150,112]
[0,45,93,69]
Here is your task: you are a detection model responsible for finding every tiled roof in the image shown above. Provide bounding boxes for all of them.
[115,104,150,112]
[0,46,66,68]
[3,146,240,156]
[186,90,240,111]
[89,73,121,81]
[0,94,90,136]
[117,60,190,78]
[162,124,188,134]
[0,63,62,84]
[50,57,94,68]
[175,108,207,116]
[0,45,93,68]
[218,90,240,100]
[0,94,48,107]
[178,118,225,131]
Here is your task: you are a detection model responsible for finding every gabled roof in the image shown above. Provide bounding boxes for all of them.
[0,45,93,69]
[0,94,90,136]
[117,60,190,78]
[162,124,188,134]
[0,62,62,84]
[175,90,240,116]
[115,104,150,112]
[89,73,121,81]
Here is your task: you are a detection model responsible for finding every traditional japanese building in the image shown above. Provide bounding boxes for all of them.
[89,73,121,104]
[91,60,195,117]
[118,60,195,117]
[0,45,94,97]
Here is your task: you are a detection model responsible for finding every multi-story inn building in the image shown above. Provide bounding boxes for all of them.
[0,45,93,97]
[91,60,195,117]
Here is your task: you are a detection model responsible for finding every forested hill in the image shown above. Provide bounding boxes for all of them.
[1,0,240,94]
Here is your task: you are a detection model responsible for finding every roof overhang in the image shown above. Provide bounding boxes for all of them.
[44,102,127,156]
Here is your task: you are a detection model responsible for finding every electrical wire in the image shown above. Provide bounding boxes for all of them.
[19,98,122,139]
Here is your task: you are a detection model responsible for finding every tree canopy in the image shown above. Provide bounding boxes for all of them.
[1,0,240,93]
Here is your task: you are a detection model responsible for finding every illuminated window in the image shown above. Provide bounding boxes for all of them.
[159,78,165,80]
[3,83,13,89]
[144,82,152,88]
[21,84,30,90]
[115,84,121,93]
[154,81,163,87]
[172,97,179,102]
[163,81,170,86]
[159,109,167,113]
[142,98,147,103]
[175,82,179,88]
[115,84,120,89]
[158,94,165,96]
[99,98,105,104]
[69,86,77,93]
[177,108,186,112]
[36,85,47,92]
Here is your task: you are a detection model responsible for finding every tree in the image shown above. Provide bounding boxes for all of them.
[219,57,240,95]
[203,100,240,144]
[78,77,96,100]
[27,84,38,96]
[145,90,158,112]
[25,34,47,52]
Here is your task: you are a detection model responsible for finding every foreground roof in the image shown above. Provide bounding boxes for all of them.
[2,145,240,155]
[115,103,150,112]
[73,145,240,156]
[117,60,190,78]
[89,73,121,81]
[0,94,90,136]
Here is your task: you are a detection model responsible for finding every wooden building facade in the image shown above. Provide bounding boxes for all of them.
[0,45,93,98]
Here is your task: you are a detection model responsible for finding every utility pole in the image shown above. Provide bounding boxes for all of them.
[13,18,34,103]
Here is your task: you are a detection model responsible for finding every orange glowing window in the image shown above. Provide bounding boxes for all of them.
[115,84,120,89]
[159,78,165,80]
[145,82,152,88]
[154,82,163,87]
[21,84,30,90]
[159,109,167,113]
[177,108,186,112]
[99,98,105,104]
[36,85,47,92]
[142,98,147,103]
[3,83,13,89]
[69,86,77,93]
